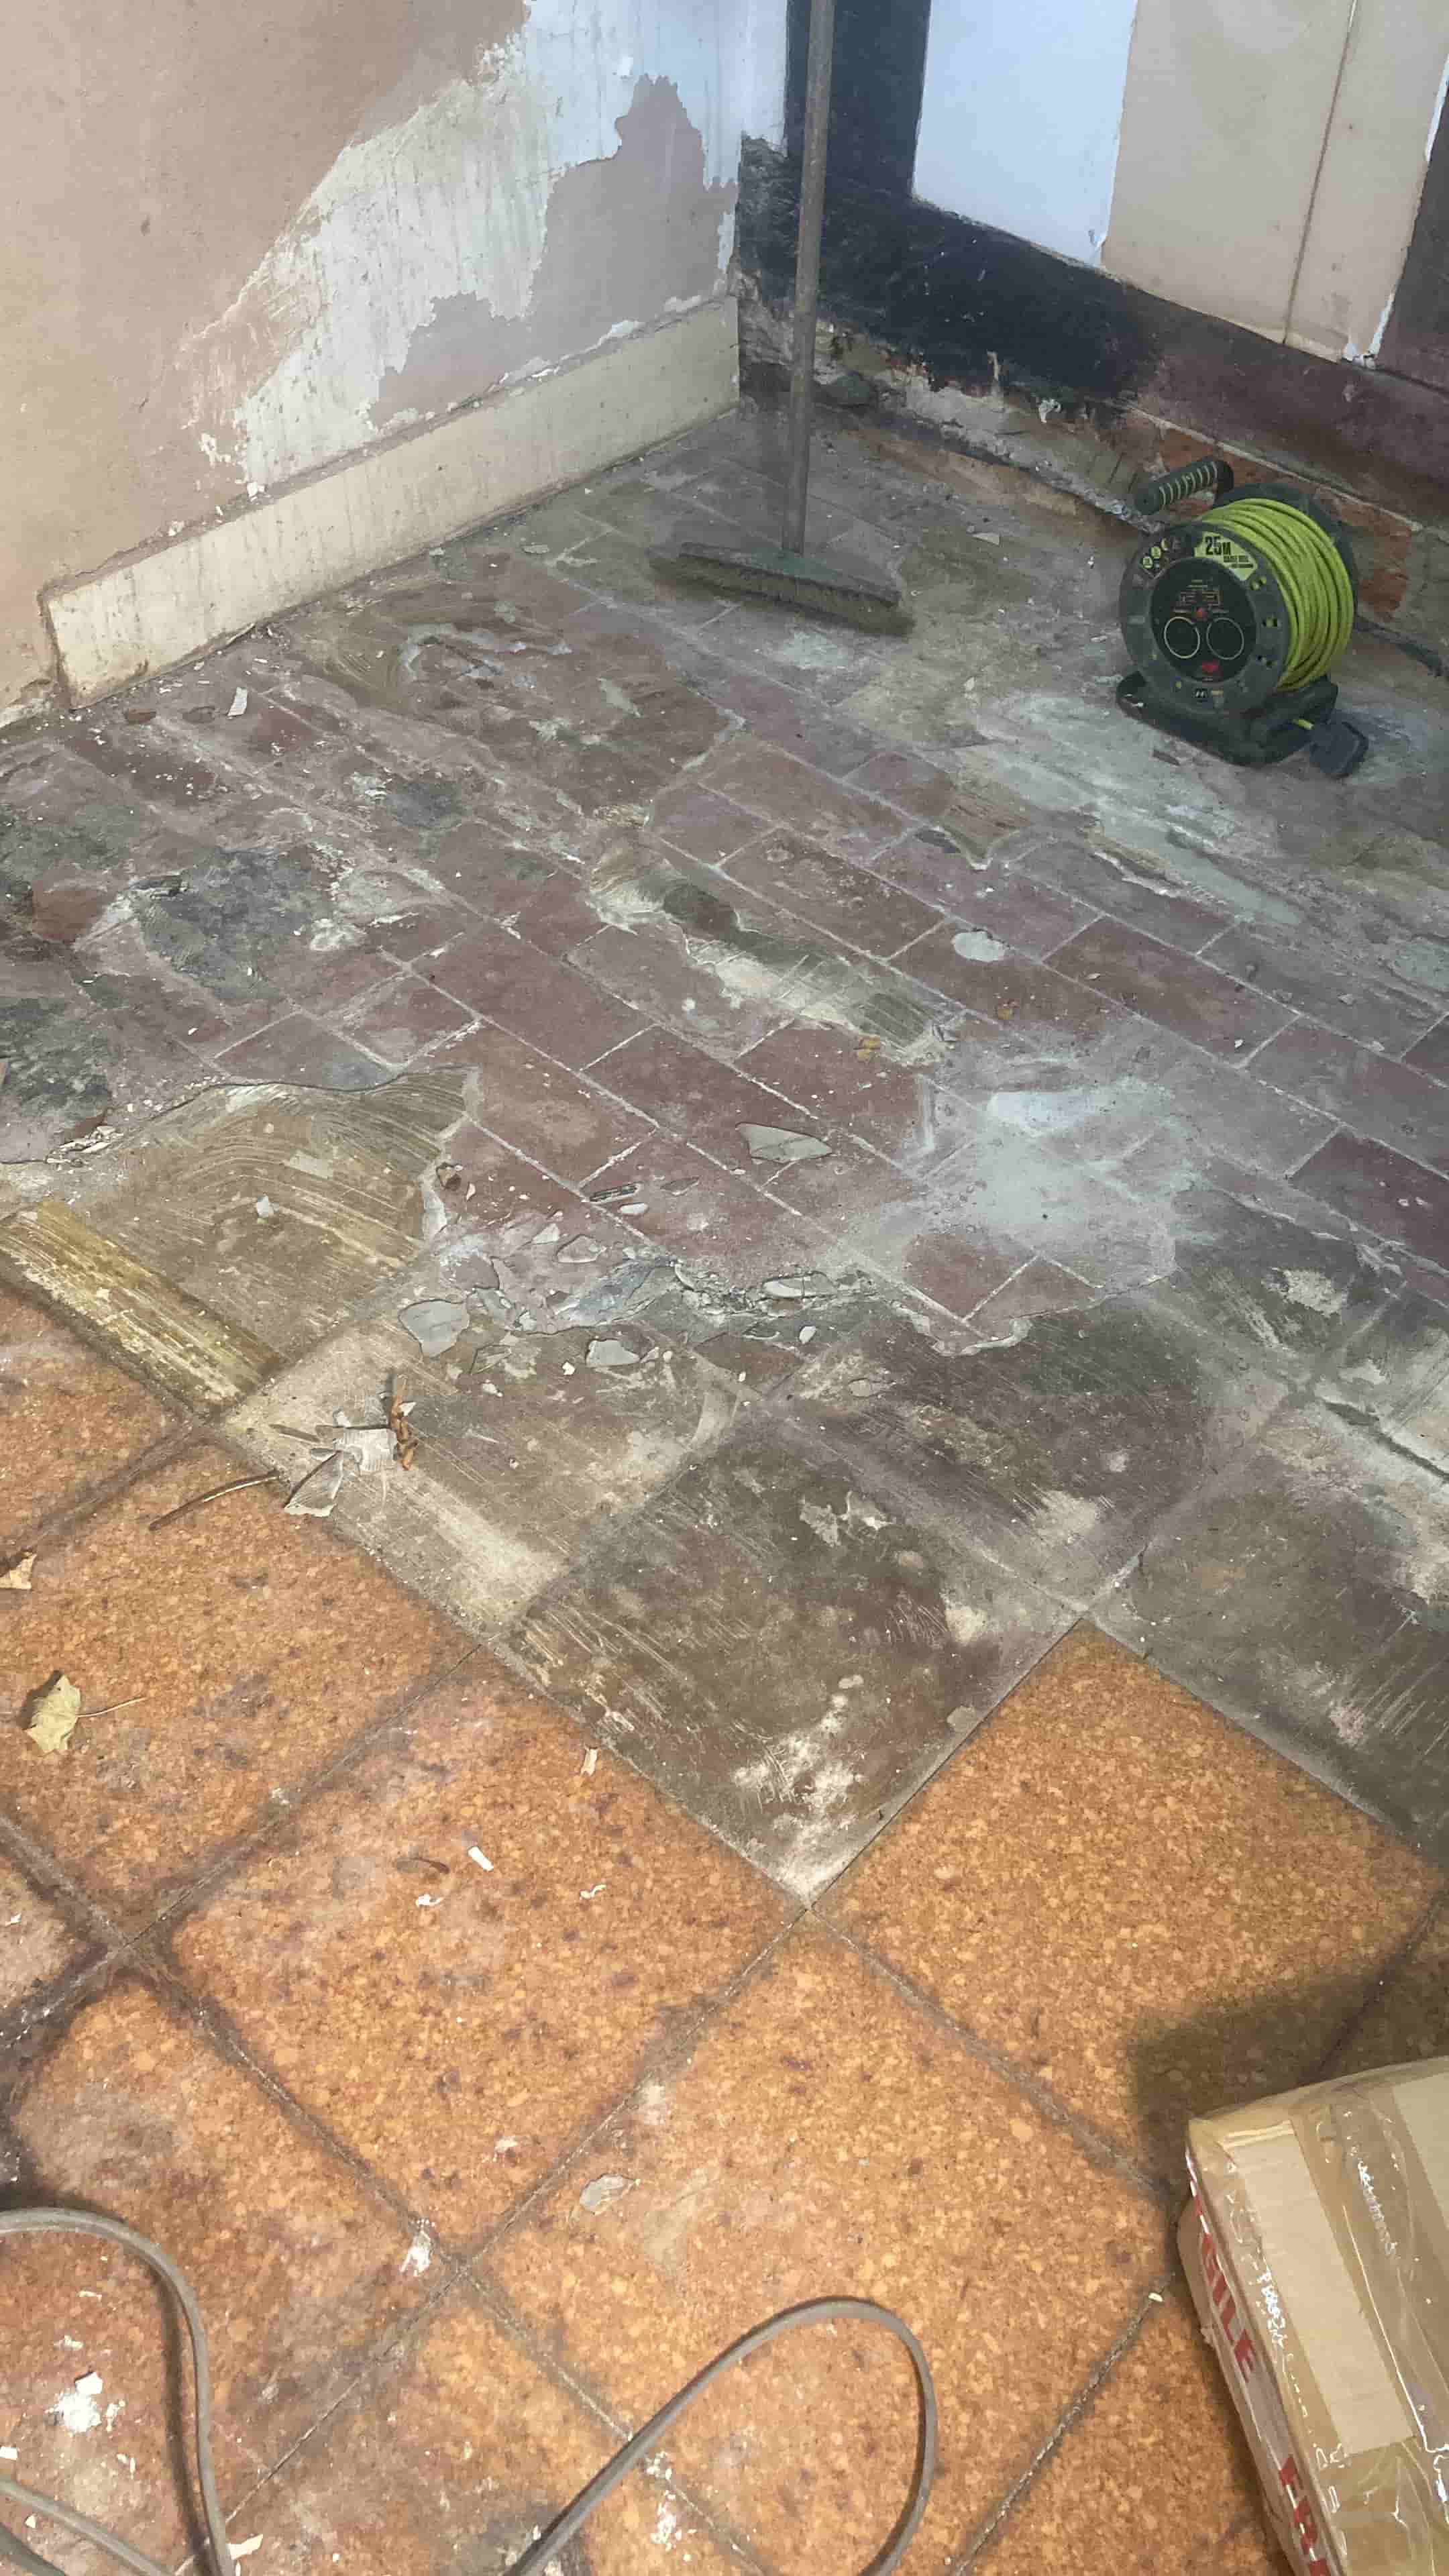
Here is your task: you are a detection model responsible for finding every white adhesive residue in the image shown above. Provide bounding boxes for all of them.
[52,2373,103,2434]
[1279,1269,1342,1318]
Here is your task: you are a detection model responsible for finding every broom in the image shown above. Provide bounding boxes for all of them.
[651,0,911,634]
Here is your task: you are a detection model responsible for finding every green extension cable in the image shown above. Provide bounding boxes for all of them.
[0,2208,937,2576]
[1195,496,1356,688]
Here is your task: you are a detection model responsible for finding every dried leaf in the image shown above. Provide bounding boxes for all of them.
[0,1551,36,1592]
[23,1672,81,1755]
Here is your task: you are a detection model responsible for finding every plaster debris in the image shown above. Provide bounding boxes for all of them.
[580,1881,605,1900]
[255,1195,276,1218]
[578,2174,629,2214]
[398,1297,469,1357]
[415,1893,445,1909]
[0,1551,36,1591]
[952,929,1008,962]
[23,1674,81,1755]
[739,1124,830,1166]
[227,688,249,717]
[230,2538,264,2561]
[333,1424,396,1474]
[581,1748,599,1777]
[586,1336,641,1369]
[400,2233,432,2277]
[52,2373,103,2434]
[467,1845,494,1872]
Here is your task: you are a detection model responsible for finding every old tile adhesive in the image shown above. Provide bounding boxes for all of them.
[0,2210,936,2574]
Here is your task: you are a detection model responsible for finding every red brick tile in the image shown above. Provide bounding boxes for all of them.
[212,1012,392,1088]
[883,838,1097,951]
[1051,918,1289,1057]
[1407,1016,1449,1082]
[1292,1130,1449,1269]
[429,928,644,1067]
[683,665,881,773]
[606,1134,828,1287]
[722,825,941,958]
[437,1025,652,1183]
[649,780,763,862]
[739,1021,936,1164]
[374,899,474,963]
[1018,832,1231,951]
[1201,924,1440,1057]
[596,1026,816,1166]
[568,918,790,1057]
[892,1226,1023,1318]
[342,971,476,1063]
[904,930,1128,1042]
[969,1258,1099,1335]
[696,735,906,865]
[755,1132,909,1228]
[509,872,602,957]
[845,746,958,818]
[1254,1022,1449,1173]
[436,1122,574,1226]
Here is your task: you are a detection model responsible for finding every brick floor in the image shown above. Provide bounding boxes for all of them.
[3,400,1449,2575]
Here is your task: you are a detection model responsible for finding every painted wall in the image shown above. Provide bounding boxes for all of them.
[912,0,1140,265]
[0,0,785,720]
[912,0,1448,361]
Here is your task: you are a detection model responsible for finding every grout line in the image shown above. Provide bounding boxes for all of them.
[1307,1883,1448,2079]
[822,1921,1172,2208]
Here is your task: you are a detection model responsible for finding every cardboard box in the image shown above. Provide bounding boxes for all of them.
[1181,2057,1449,2573]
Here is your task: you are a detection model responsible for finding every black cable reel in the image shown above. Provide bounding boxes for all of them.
[1116,456,1368,775]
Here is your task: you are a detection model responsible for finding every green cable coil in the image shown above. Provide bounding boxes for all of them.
[1200,497,1355,688]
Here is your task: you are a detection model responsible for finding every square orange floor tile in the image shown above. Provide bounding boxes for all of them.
[484,1923,1167,2575]
[227,2285,743,2576]
[0,1283,176,1560]
[1328,1895,1449,2076]
[0,1850,89,2013]
[976,2291,1280,2576]
[826,1627,1444,2178]
[0,1444,463,1929]
[174,1657,789,2247]
[1,1977,427,2567]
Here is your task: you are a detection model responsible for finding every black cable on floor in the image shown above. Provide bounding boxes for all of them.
[0,2210,937,2576]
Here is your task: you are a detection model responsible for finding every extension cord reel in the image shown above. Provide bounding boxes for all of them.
[1116,456,1368,775]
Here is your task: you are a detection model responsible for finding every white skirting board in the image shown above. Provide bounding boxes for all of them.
[44,300,739,706]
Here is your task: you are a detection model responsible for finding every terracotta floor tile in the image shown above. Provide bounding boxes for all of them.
[828,1628,1442,2178]
[905,933,1128,1045]
[596,1026,822,1168]
[1293,1130,1449,1270]
[688,664,881,774]
[967,1260,1099,1337]
[1328,1896,1449,2075]
[0,1444,461,1928]
[212,1010,392,1089]
[739,1022,937,1165]
[977,2292,1278,2576]
[176,1656,786,2244]
[486,1923,1165,2574]
[237,2286,742,2576]
[1406,1014,1449,1081]
[568,917,793,1057]
[1051,921,1288,1059]
[0,1284,177,1560]
[1017,833,1231,954]
[1254,1022,1449,1174]
[429,928,645,1068]
[697,737,905,866]
[341,969,476,1063]
[0,1852,88,2013]
[1,1977,425,2561]
[600,1134,828,1290]
[721,826,941,959]
[651,779,765,863]
[510,1433,1068,1898]
[1203,922,1440,1057]
[846,747,959,820]
[886,856,1095,955]
[438,1025,652,1184]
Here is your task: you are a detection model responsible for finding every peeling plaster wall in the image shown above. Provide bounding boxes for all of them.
[1,0,780,719]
